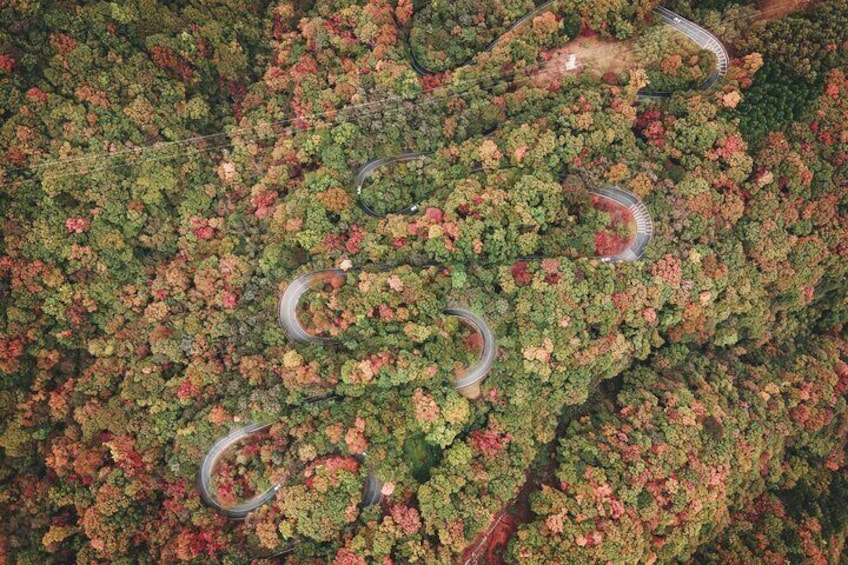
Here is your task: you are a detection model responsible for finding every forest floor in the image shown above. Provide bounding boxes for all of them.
[567,36,636,77]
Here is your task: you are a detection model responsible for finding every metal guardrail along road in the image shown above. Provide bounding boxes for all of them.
[445,307,498,398]
[591,186,654,263]
[656,7,729,75]
[640,7,730,98]
[197,424,281,520]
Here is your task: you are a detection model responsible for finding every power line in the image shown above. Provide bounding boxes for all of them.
[3,54,576,189]
[1,0,801,188]
[7,50,560,178]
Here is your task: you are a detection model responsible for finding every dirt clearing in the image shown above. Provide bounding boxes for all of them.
[534,35,636,87]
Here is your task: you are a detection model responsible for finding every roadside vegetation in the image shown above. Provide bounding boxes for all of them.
[409,0,581,73]
[1,0,847,563]
[634,24,717,92]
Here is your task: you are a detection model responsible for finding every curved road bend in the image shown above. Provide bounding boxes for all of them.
[406,2,729,97]
[639,7,730,99]
[199,424,385,520]
[407,0,561,76]
[591,186,654,262]
[197,423,281,520]
[354,152,429,217]
[277,271,498,395]
[656,7,729,78]
[361,470,384,506]
[444,307,498,397]
[278,270,347,344]
[350,150,655,263]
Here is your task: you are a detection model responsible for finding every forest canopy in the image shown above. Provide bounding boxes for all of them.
[1,0,847,563]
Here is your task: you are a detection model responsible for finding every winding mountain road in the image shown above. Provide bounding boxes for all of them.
[354,152,428,217]
[407,0,561,76]
[407,1,729,98]
[367,2,695,264]
[201,1,730,526]
[446,307,498,398]
[278,269,347,344]
[592,186,654,262]
[198,423,385,519]
[640,7,730,98]
[277,272,498,396]
[197,424,282,520]
[350,150,654,262]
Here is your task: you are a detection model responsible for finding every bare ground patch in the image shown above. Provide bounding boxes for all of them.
[534,36,636,88]
[533,0,817,90]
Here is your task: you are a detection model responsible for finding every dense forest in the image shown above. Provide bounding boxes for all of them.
[1,0,847,563]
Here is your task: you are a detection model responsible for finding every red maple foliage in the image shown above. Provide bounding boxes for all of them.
[49,33,78,54]
[304,456,360,489]
[592,196,635,257]
[149,46,194,81]
[345,227,365,254]
[333,547,367,565]
[26,87,48,103]
[0,54,14,73]
[510,261,532,286]
[65,217,91,234]
[470,429,512,458]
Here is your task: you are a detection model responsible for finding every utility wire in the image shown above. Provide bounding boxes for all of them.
[9,47,562,177]
[3,55,567,189]
[1,0,798,187]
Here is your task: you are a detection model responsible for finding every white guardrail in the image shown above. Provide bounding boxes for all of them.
[590,186,654,263]
[198,423,384,519]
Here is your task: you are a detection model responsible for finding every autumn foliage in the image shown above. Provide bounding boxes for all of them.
[1,0,848,563]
